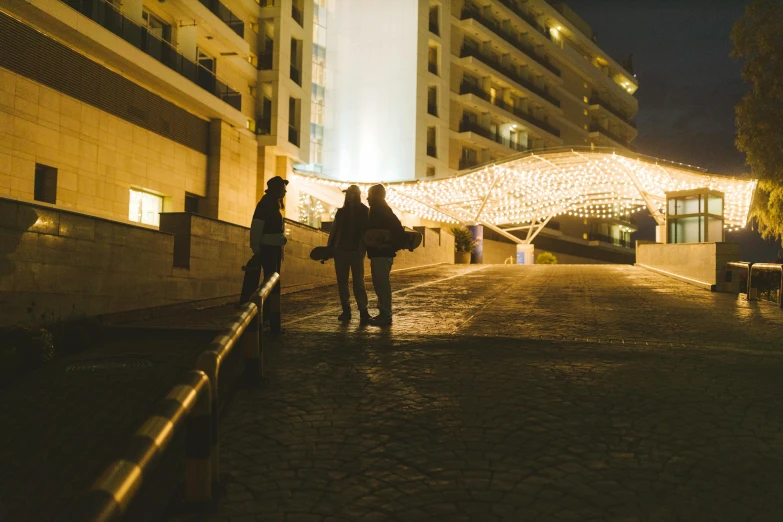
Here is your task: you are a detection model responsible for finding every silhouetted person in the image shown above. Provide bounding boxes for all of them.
[240,176,288,335]
[365,184,406,327]
[328,185,370,324]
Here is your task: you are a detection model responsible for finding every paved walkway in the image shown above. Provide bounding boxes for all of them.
[162,265,783,522]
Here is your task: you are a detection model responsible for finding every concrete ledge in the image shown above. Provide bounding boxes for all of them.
[635,263,716,291]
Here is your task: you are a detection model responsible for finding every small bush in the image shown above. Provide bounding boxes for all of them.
[536,251,558,264]
[450,226,476,253]
[2,325,55,371]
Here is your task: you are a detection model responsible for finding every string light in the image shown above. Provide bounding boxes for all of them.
[290,151,756,229]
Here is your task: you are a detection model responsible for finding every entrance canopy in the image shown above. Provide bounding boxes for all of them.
[292,148,757,244]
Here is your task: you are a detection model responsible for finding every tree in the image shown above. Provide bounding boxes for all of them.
[731,0,783,243]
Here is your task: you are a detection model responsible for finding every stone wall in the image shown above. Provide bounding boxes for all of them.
[1,198,454,326]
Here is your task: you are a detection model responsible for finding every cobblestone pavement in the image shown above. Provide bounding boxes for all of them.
[166,265,783,522]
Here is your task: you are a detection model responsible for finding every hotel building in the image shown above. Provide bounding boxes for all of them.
[1,0,639,262]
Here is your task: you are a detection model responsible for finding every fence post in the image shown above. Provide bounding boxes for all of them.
[184,371,212,503]
[196,351,221,486]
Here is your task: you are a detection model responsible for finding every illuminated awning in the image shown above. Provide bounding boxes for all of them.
[292,148,757,243]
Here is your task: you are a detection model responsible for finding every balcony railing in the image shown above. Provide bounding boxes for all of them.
[589,233,629,248]
[495,0,548,38]
[459,46,560,108]
[427,145,437,158]
[255,117,271,135]
[589,124,631,147]
[461,6,560,76]
[288,126,300,146]
[198,0,244,38]
[459,157,480,170]
[292,4,303,26]
[62,0,242,111]
[428,61,439,75]
[589,96,636,128]
[427,103,438,117]
[459,119,528,152]
[458,81,560,137]
[290,64,302,85]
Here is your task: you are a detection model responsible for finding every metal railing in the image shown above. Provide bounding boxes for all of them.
[589,95,636,129]
[62,0,242,111]
[70,371,213,519]
[198,0,245,38]
[749,263,783,307]
[725,261,752,295]
[197,273,280,485]
[459,119,529,152]
[459,157,480,170]
[589,124,630,147]
[459,46,560,108]
[458,81,561,137]
[460,6,560,76]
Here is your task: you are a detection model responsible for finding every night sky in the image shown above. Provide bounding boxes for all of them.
[564,0,781,261]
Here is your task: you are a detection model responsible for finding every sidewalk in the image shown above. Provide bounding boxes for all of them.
[162,265,783,521]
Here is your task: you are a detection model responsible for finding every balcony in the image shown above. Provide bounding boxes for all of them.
[589,233,630,248]
[427,103,438,117]
[288,126,300,146]
[290,64,302,85]
[459,119,528,152]
[459,46,560,108]
[460,6,560,76]
[459,157,480,170]
[589,124,631,148]
[292,5,303,26]
[589,95,636,129]
[427,145,437,158]
[62,0,242,111]
[495,0,548,38]
[198,0,244,38]
[428,61,439,75]
[458,81,560,137]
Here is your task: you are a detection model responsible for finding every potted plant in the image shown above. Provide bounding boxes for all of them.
[450,226,475,264]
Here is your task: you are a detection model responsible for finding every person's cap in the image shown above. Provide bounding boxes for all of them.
[368,184,386,198]
[266,176,289,189]
[342,184,361,196]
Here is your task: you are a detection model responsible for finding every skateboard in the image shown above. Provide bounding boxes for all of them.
[363,228,423,251]
[309,245,334,263]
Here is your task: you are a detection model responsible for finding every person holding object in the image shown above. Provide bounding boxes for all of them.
[327,185,370,324]
[239,176,288,335]
[364,184,406,327]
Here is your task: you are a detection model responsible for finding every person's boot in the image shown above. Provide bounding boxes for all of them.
[337,308,352,322]
[359,309,371,325]
[368,314,392,327]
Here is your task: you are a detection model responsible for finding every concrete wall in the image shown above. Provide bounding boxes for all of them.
[483,238,516,264]
[0,197,454,326]
[636,242,739,287]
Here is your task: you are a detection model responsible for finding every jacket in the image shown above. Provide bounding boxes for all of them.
[328,202,369,252]
[365,201,406,259]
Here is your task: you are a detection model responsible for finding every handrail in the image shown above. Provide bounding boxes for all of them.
[748,263,783,307]
[70,371,212,520]
[196,273,280,484]
[725,261,752,295]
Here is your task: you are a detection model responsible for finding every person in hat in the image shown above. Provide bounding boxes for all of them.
[327,185,370,324]
[365,184,406,326]
[239,175,288,335]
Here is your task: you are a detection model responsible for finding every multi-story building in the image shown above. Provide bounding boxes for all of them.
[1,0,312,227]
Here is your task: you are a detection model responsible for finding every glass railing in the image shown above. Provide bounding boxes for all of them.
[459,157,480,170]
[459,46,560,108]
[589,96,636,128]
[589,124,630,147]
[459,120,528,152]
[62,0,242,111]
[199,0,244,38]
[458,82,560,137]
[461,7,560,76]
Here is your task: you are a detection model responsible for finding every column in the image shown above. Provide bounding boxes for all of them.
[469,225,483,264]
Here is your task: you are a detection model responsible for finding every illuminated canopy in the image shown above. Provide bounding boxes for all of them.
[292,147,757,244]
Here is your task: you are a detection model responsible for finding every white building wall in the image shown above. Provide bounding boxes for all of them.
[324,0,419,182]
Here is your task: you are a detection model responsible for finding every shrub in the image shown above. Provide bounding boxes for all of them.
[450,226,475,253]
[536,251,558,264]
[2,325,55,371]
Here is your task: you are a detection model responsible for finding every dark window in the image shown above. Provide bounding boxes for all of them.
[429,5,440,35]
[34,164,57,204]
[185,193,201,214]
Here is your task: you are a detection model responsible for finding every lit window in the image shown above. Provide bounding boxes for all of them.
[129,188,163,226]
[583,96,588,103]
